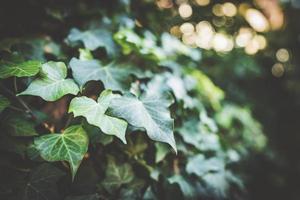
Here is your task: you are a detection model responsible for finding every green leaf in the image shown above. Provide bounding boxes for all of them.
[0,60,41,79]
[67,28,116,55]
[69,58,131,91]
[201,170,243,199]
[186,155,225,177]
[0,95,10,112]
[21,163,65,200]
[168,175,196,199]
[178,119,202,149]
[108,93,176,152]
[7,116,38,137]
[0,135,28,156]
[79,48,93,61]
[155,143,170,163]
[184,68,224,110]
[102,158,134,191]
[34,125,89,179]
[69,90,128,143]
[83,123,113,146]
[18,61,79,101]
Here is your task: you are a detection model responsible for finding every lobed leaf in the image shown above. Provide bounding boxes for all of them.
[21,164,65,200]
[34,125,89,179]
[0,60,41,79]
[102,158,134,191]
[18,61,79,101]
[69,57,132,91]
[69,90,128,143]
[67,28,116,56]
[108,93,177,152]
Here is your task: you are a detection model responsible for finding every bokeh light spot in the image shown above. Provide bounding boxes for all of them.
[179,3,193,19]
[271,63,285,77]
[276,48,290,62]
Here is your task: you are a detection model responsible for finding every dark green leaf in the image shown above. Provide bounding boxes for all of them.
[21,164,65,200]
[7,116,38,137]
[0,95,10,112]
[102,158,134,191]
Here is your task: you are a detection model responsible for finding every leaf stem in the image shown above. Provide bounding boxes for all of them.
[9,105,25,112]
[13,77,18,93]
[173,158,180,175]
[64,114,73,129]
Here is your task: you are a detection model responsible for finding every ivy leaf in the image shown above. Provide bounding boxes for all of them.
[0,60,41,79]
[186,155,225,177]
[18,61,79,101]
[102,158,134,191]
[83,123,113,146]
[67,28,116,56]
[34,125,89,179]
[21,163,65,200]
[0,95,10,112]
[155,143,170,163]
[178,119,202,149]
[69,58,131,91]
[168,175,196,199]
[69,90,128,143]
[7,116,38,137]
[108,93,177,152]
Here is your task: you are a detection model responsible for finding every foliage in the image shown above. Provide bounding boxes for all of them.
[0,0,268,200]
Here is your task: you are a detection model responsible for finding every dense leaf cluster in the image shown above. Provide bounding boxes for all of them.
[0,0,267,199]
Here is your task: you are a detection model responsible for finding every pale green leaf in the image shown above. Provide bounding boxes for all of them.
[108,93,176,152]
[0,95,10,112]
[79,48,93,61]
[69,90,127,143]
[168,175,196,199]
[69,58,132,91]
[67,28,116,55]
[178,119,202,149]
[18,61,79,101]
[0,60,41,79]
[155,143,170,163]
[34,125,89,179]
[186,155,225,177]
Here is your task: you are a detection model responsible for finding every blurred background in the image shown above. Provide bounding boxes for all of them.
[161,0,300,199]
[159,0,300,199]
[1,0,300,199]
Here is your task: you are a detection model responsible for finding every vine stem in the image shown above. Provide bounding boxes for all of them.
[0,83,35,119]
[9,105,25,112]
